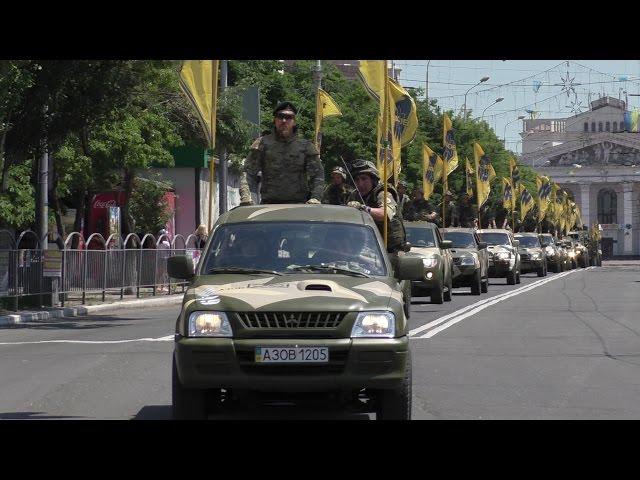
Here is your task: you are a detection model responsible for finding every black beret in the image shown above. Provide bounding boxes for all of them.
[273,101,298,115]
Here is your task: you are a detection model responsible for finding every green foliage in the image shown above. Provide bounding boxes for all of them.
[129,174,174,234]
[0,161,35,230]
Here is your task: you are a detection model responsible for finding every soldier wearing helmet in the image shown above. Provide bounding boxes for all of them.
[321,166,354,205]
[240,101,325,205]
[346,160,407,254]
[396,180,411,220]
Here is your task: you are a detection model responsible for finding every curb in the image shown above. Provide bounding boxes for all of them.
[0,294,184,327]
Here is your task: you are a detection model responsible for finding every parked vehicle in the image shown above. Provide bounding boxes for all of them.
[477,229,521,285]
[568,231,590,268]
[404,222,454,303]
[440,228,490,295]
[168,204,424,420]
[514,233,548,277]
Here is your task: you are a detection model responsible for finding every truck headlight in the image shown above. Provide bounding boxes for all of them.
[351,311,395,338]
[545,246,554,256]
[188,311,233,337]
[460,256,476,266]
[530,252,541,260]
[422,257,438,268]
[495,252,510,260]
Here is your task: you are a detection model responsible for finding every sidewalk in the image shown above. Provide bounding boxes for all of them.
[602,259,640,267]
[0,293,185,327]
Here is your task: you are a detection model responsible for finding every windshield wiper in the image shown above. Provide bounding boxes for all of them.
[207,267,283,276]
[286,264,371,278]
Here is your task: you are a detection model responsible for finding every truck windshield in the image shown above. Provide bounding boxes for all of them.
[515,236,540,248]
[442,231,476,248]
[478,232,510,246]
[203,222,387,276]
[405,226,437,247]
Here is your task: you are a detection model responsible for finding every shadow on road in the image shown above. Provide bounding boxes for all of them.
[2,321,128,331]
[133,404,372,420]
[0,411,85,419]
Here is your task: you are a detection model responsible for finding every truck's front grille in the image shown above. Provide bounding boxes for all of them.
[234,312,347,329]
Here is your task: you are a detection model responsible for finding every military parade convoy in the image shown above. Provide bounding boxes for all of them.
[170,61,603,420]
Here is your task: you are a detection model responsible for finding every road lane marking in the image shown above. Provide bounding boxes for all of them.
[0,335,174,346]
[410,270,577,339]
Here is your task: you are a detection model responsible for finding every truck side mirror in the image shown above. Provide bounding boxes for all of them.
[168,255,195,280]
[395,256,425,281]
[513,240,519,247]
[477,241,488,250]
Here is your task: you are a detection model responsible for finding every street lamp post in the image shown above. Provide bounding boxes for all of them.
[481,97,504,121]
[503,115,525,148]
[463,76,490,120]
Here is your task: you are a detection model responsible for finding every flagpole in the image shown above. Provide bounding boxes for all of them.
[207,60,216,232]
[383,63,389,249]
[443,176,447,227]
[475,155,481,230]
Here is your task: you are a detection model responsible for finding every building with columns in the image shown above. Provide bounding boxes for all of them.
[521,96,640,257]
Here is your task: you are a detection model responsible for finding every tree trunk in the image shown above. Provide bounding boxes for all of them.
[49,160,65,249]
[122,167,135,238]
[0,127,10,194]
[71,189,86,249]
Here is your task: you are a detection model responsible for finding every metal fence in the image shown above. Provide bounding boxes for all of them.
[0,229,203,311]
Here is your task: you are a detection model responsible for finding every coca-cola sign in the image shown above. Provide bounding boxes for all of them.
[94,200,118,209]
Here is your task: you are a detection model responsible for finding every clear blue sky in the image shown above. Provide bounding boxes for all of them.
[393,60,640,153]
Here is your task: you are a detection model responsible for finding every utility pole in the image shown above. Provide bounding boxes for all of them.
[425,60,431,105]
[219,60,228,214]
[37,107,48,251]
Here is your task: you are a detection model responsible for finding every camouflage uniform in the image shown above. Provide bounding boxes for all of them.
[404,198,437,222]
[457,202,478,228]
[321,183,354,206]
[240,130,325,204]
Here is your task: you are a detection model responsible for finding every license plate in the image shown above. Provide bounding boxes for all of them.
[255,346,329,363]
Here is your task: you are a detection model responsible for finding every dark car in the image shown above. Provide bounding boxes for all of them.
[440,228,490,295]
[477,229,521,285]
[404,222,454,304]
[167,204,424,420]
[514,233,547,276]
[539,233,564,273]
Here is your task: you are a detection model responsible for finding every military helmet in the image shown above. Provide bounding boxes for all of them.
[351,159,380,181]
[331,166,347,180]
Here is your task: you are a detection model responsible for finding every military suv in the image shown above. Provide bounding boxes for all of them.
[440,228,490,295]
[404,222,454,304]
[568,231,590,268]
[539,233,564,273]
[514,233,547,277]
[168,204,424,420]
[477,229,521,285]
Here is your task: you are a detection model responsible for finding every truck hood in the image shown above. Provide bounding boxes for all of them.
[183,274,403,312]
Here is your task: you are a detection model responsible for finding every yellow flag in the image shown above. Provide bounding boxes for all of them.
[502,177,515,211]
[536,175,551,222]
[389,78,418,181]
[314,88,342,147]
[443,114,459,177]
[422,144,443,201]
[358,60,393,180]
[179,60,218,148]
[474,143,494,208]
[519,184,534,222]
[465,158,474,197]
[509,157,520,188]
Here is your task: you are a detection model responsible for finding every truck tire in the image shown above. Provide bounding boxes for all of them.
[470,270,482,295]
[431,281,444,304]
[444,275,453,301]
[506,270,516,285]
[172,356,208,420]
[376,350,411,420]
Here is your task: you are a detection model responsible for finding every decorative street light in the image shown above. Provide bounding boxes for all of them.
[481,97,504,121]
[463,76,490,120]
[503,115,526,147]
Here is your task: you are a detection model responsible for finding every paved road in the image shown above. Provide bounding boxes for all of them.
[0,264,637,419]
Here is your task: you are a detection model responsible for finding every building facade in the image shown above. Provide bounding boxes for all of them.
[521,97,640,257]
